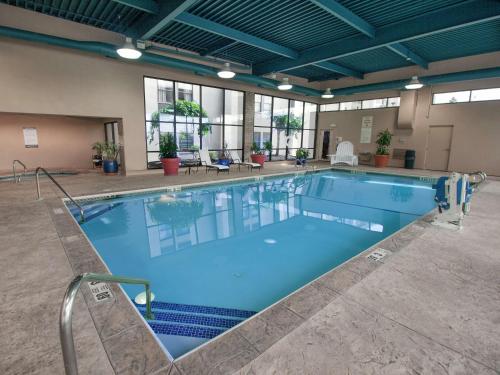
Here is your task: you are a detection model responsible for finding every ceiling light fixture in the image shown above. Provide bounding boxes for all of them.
[116,37,142,59]
[321,88,334,99]
[277,77,292,91]
[405,76,424,90]
[217,62,236,79]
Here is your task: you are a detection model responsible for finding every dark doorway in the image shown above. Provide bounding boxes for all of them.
[321,131,330,159]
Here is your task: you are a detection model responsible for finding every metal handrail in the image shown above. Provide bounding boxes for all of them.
[35,167,85,222]
[12,159,27,183]
[60,273,154,375]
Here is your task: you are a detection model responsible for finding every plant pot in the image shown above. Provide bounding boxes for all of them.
[103,160,118,174]
[161,157,180,176]
[296,158,306,166]
[251,154,266,166]
[374,154,389,168]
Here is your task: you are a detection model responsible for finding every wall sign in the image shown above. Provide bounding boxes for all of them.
[23,127,39,148]
[88,281,114,302]
[360,116,373,144]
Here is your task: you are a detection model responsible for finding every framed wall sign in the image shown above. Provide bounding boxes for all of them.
[360,116,373,144]
[23,127,39,148]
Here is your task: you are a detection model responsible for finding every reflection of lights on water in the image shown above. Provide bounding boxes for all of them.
[304,224,315,231]
[233,272,242,278]
[101,217,111,224]
[159,194,176,202]
[264,238,277,244]
[365,180,432,189]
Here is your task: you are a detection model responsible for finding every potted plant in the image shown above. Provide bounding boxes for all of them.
[100,142,120,174]
[263,141,272,161]
[91,142,103,168]
[159,133,179,176]
[250,142,266,166]
[295,148,309,167]
[374,128,393,168]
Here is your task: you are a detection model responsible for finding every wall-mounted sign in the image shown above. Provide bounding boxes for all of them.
[23,127,38,148]
[88,281,113,302]
[360,116,373,144]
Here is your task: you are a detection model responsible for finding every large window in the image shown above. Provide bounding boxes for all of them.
[254,94,317,161]
[432,87,500,104]
[320,96,400,112]
[144,77,244,168]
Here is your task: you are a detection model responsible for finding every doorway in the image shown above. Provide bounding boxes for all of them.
[321,130,330,159]
[425,125,453,171]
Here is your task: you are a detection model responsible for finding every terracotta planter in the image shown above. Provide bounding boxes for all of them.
[251,154,266,166]
[374,154,389,168]
[161,157,180,176]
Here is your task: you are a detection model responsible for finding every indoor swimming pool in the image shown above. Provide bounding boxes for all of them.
[69,170,436,358]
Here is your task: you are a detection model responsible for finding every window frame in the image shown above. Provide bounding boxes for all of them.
[320,96,401,112]
[143,75,245,169]
[254,94,318,161]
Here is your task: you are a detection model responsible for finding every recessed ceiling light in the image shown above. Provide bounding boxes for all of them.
[116,37,142,59]
[405,76,424,90]
[321,88,334,98]
[277,77,292,90]
[217,62,236,79]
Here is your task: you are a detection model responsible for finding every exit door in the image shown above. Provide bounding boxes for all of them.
[425,125,453,171]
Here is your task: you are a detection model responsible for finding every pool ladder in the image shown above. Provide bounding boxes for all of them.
[12,159,27,183]
[35,166,85,223]
[60,273,154,375]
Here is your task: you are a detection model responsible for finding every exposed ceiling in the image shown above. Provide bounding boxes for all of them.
[1,0,499,84]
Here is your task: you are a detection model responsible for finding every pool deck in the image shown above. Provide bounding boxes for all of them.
[1,162,499,375]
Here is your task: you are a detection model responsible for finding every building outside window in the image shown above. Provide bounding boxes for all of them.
[144,77,244,168]
[254,94,317,161]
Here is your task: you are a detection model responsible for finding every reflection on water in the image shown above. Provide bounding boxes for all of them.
[140,173,431,258]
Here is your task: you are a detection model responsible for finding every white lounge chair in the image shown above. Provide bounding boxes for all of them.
[228,150,261,172]
[329,141,358,166]
[199,149,230,174]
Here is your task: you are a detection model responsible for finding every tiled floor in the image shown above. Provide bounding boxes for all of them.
[1,162,499,375]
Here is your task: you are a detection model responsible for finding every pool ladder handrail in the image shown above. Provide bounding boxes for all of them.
[35,167,85,223]
[12,159,27,183]
[60,273,154,375]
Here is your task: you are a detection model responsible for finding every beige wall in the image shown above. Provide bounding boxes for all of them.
[0,113,105,172]
[317,79,500,176]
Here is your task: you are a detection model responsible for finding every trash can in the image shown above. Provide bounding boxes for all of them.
[404,150,416,169]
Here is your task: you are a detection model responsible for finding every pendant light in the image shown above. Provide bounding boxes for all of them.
[405,76,424,90]
[116,37,142,59]
[217,62,236,79]
[277,77,292,91]
[321,88,334,99]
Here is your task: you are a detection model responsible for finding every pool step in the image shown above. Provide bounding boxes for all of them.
[135,300,256,339]
[68,202,123,222]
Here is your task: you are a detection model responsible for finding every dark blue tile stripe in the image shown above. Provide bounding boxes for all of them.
[141,301,256,319]
[138,309,242,329]
[149,321,224,339]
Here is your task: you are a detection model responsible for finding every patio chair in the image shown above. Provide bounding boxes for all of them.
[199,149,229,174]
[228,150,262,172]
[329,141,359,166]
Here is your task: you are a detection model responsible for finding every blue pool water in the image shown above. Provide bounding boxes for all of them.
[72,171,436,357]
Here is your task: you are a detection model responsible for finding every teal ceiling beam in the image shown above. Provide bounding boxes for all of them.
[331,67,500,96]
[314,61,363,79]
[110,0,159,14]
[309,0,427,70]
[130,0,199,40]
[387,43,428,69]
[201,41,239,57]
[0,25,321,97]
[174,12,299,59]
[254,0,500,75]
[309,0,375,37]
